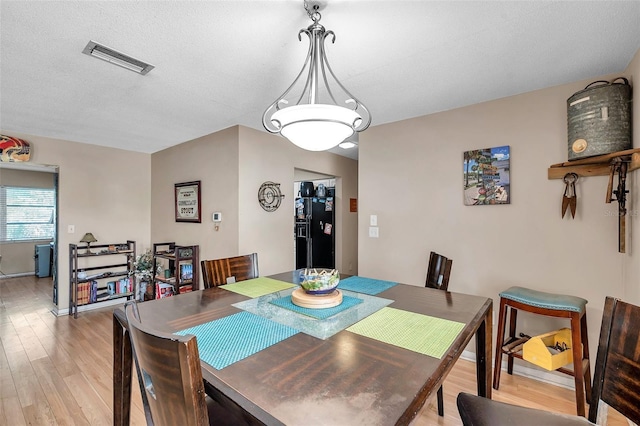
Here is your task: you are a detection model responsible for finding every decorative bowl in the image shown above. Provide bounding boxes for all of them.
[299,269,340,295]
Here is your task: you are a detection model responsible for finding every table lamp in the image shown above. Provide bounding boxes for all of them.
[80,232,98,254]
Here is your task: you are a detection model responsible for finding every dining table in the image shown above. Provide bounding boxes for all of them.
[113,271,492,425]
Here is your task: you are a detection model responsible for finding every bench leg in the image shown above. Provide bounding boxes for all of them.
[580,313,592,404]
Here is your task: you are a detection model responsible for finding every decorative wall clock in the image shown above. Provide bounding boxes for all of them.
[258,181,284,212]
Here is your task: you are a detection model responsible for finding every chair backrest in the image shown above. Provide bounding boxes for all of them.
[125,302,210,426]
[425,251,453,291]
[589,296,640,423]
[200,253,259,289]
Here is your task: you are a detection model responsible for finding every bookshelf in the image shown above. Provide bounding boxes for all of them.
[68,240,136,318]
[150,242,199,299]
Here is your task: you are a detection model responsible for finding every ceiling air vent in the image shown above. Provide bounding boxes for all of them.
[82,40,154,75]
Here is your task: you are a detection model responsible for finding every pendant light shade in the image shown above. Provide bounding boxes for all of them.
[262,2,371,151]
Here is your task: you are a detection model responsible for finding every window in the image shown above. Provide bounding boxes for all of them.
[0,186,55,242]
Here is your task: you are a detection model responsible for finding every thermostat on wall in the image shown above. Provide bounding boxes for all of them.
[212,212,222,222]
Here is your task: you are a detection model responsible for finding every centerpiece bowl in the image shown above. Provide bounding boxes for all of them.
[299,269,340,295]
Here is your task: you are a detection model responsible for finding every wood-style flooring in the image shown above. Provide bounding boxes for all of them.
[0,275,627,425]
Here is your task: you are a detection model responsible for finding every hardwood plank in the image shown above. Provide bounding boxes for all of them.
[32,357,90,426]
[1,396,27,426]
[64,372,112,426]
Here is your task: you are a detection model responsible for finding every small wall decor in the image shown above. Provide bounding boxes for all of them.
[463,146,510,205]
[175,181,201,222]
[0,135,31,162]
[258,181,284,212]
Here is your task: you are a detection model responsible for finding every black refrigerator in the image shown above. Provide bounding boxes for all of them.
[295,191,335,269]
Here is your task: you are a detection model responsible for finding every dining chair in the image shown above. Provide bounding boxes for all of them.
[456,296,640,425]
[124,302,254,425]
[425,250,453,417]
[425,251,453,291]
[200,253,259,289]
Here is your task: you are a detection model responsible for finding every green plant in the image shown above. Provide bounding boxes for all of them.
[133,250,161,282]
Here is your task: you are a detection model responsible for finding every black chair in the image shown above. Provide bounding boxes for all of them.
[425,251,453,416]
[457,296,640,425]
[125,302,255,425]
[425,251,453,291]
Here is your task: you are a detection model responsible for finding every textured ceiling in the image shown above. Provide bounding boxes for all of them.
[1,1,639,161]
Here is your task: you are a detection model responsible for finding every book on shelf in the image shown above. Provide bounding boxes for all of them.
[77,282,90,305]
[179,285,193,294]
[96,291,110,302]
[156,282,174,299]
[180,263,193,280]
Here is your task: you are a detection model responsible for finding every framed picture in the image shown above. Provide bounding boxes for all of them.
[175,181,201,222]
[463,146,510,206]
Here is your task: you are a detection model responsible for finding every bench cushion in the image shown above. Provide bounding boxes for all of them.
[499,286,587,313]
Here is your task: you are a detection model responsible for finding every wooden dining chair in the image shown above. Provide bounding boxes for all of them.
[456,296,640,425]
[425,251,453,291]
[124,302,254,425]
[200,253,259,289]
[424,251,453,417]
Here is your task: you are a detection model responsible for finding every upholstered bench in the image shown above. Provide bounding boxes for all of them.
[493,286,591,417]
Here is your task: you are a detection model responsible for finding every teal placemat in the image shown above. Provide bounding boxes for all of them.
[176,311,298,369]
[346,307,465,359]
[338,276,398,295]
[269,294,363,320]
[220,277,296,298]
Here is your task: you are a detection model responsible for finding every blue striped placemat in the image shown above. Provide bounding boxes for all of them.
[269,294,363,320]
[338,276,398,295]
[175,311,298,369]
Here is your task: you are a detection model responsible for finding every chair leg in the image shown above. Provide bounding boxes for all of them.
[570,313,586,417]
[437,385,444,416]
[493,298,508,390]
[580,313,592,403]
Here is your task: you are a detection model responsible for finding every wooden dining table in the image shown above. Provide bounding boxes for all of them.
[113,271,492,425]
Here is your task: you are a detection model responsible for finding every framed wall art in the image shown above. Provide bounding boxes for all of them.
[175,180,201,222]
[463,146,510,206]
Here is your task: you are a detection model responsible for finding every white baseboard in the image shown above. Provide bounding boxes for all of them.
[53,297,128,317]
[0,272,37,279]
[460,349,575,390]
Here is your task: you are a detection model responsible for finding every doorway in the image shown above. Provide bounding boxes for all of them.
[0,162,59,304]
[293,172,336,270]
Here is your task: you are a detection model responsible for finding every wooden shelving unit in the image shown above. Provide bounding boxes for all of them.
[548,148,640,179]
[69,240,136,318]
[150,242,199,299]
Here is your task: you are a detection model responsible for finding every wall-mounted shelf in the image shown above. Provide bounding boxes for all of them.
[548,148,640,179]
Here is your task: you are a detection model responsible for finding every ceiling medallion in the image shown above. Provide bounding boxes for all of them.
[258,182,285,212]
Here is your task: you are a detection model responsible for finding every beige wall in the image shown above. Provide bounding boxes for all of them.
[150,126,241,280]
[0,168,56,274]
[150,125,358,286]
[358,48,640,373]
[238,126,358,276]
[0,132,151,313]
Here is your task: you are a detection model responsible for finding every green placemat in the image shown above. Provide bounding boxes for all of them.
[346,307,465,359]
[220,277,296,298]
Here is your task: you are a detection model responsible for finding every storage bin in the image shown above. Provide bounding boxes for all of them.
[523,328,573,371]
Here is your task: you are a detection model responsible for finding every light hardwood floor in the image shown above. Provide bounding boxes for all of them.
[0,276,626,425]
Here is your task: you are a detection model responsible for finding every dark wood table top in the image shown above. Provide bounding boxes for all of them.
[128,271,493,425]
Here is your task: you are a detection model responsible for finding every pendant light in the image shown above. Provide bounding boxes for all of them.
[262,1,371,151]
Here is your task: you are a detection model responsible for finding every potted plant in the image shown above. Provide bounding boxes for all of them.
[133,250,161,300]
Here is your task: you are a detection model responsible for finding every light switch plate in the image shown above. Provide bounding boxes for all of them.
[370,215,377,226]
[68,225,75,233]
[369,226,379,238]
